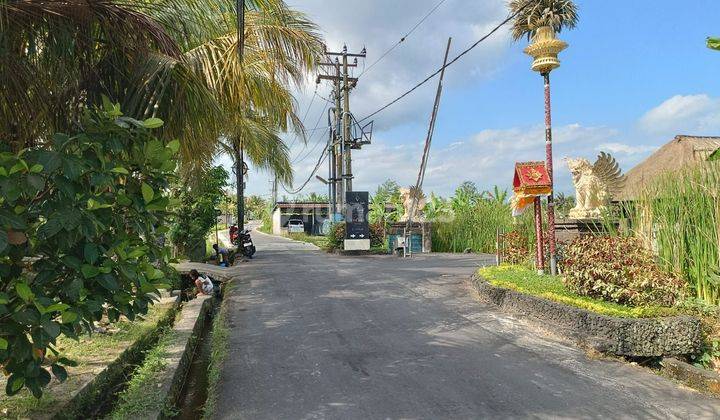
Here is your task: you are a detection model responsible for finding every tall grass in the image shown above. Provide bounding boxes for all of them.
[623,163,720,305]
[432,201,535,254]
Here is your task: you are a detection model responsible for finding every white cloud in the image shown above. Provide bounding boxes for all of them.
[292,0,512,130]
[639,94,720,135]
[597,142,656,155]
[342,123,619,196]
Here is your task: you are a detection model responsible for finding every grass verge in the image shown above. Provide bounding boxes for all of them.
[202,288,231,419]
[108,328,176,419]
[0,302,175,419]
[478,265,679,318]
[288,232,328,248]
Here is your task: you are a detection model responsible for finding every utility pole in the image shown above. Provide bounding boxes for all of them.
[235,0,245,228]
[271,175,278,206]
[317,45,365,218]
[319,45,366,202]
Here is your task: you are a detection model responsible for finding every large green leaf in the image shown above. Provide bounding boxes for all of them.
[81,265,100,279]
[141,182,155,203]
[15,283,34,302]
[142,118,164,129]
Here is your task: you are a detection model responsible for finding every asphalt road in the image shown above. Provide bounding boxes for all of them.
[214,230,720,419]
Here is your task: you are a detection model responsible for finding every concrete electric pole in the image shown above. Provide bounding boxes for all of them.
[317,45,366,218]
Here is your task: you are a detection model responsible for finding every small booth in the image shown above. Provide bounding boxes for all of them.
[510,162,551,270]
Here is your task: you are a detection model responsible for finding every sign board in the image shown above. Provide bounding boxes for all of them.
[344,191,370,250]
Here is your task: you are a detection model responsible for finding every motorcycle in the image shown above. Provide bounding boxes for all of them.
[230,225,256,258]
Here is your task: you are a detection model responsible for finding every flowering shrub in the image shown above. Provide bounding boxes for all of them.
[562,236,685,306]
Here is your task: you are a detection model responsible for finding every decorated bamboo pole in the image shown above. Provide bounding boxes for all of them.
[524,26,568,276]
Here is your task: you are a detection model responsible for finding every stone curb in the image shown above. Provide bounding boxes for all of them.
[471,274,702,357]
[145,264,235,419]
[146,295,215,419]
[660,358,720,397]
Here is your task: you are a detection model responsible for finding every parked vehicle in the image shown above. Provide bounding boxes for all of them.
[230,225,256,258]
[287,219,305,234]
[238,229,256,258]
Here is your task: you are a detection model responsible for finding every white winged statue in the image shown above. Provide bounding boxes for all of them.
[565,152,625,219]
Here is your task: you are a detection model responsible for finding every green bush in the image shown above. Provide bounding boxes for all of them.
[168,166,228,256]
[0,103,177,397]
[562,236,685,306]
[326,223,384,251]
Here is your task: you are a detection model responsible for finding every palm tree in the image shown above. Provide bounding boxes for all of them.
[508,0,579,41]
[0,0,219,157]
[1,0,323,181]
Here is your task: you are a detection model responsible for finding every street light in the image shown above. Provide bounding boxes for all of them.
[524,26,568,276]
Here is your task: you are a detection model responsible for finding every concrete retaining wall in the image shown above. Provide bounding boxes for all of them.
[471,275,702,357]
[150,295,215,419]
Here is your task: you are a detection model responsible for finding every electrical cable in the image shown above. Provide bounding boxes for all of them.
[292,100,330,164]
[358,0,449,78]
[356,1,532,125]
[282,138,330,195]
[287,86,318,150]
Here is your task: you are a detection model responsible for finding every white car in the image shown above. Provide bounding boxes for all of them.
[287,219,305,234]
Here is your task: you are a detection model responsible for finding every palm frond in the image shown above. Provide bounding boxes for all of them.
[508,0,579,41]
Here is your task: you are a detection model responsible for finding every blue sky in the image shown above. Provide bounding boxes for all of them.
[231,0,720,199]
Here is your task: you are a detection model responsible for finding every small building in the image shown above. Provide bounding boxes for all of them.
[272,202,330,235]
[271,201,397,236]
[617,135,720,201]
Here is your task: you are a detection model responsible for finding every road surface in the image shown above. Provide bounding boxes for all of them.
[213,230,719,419]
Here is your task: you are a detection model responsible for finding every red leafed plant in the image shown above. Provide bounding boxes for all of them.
[562,236,685,306]
[502,231,530,265]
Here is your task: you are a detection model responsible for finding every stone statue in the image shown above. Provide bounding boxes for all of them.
[399,186,426,222]
[565,152,625,219]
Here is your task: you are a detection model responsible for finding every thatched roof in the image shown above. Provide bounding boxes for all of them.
[617,135,720,201]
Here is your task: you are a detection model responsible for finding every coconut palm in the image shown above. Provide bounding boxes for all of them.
[508,0,579,41]
[175,0,323,179]
[0,0,220,157]
[0,0,323,182]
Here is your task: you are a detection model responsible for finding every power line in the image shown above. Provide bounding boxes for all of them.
[293,126,329,165]
[358,0,448,78]
[292,100,329,164]
[356,1,531,125]
[282,138,330,195]
[287,87,318,150]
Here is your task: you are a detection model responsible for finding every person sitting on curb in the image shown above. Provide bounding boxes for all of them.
[190,269,214,296]
[213,243,236,267]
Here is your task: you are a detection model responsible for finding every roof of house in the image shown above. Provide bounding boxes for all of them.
[617,135,720,200]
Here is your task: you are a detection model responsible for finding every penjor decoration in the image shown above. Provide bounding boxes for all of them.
[565,152,625,219]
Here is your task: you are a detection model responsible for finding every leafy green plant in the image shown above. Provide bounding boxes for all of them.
[0,103,177,397]
[563,236,685,306]
[325,223,384,251]
[168,166,228,256]
[690,339,720,370]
